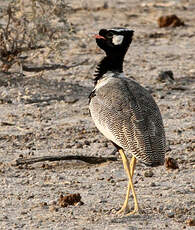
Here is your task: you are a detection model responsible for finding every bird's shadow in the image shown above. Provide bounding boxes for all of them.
[110,213,150,225]
[109,206,154,223]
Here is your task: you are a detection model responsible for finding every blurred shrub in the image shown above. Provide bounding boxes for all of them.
[0,0,72,72]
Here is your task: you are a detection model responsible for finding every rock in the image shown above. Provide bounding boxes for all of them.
[110,148,118,155]
[103,142,108,147]
[186,218,195,226]
[103,2,108,9]
[165,157,179,170]
[148,32,165,39]
[157,70,174,83]
[158,15,184,28]
[40,202,48,208]
[49,206,59,212]
[110,179,115,184]
[167,211,175,218]
[150,182,156,187]
[158,205,164,213]
[84,140,90,145]
[58,193,82,207]
[75,142,83,149]
[166,146,172,152]
[144,170,154,177]
[107,176,113,182]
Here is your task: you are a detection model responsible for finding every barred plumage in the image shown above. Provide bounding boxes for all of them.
[89,27,166,215]
[89,73,166,166]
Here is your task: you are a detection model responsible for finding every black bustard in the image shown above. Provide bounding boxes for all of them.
[89,28,166,215]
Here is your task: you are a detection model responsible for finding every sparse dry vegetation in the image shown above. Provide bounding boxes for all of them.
[0,0,194,229]
[0,0,72,73]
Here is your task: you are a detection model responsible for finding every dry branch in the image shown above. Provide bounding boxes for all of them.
[14,155,118,166]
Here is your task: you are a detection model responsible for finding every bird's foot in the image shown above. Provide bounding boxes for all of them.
[116,206,139,216]
[125,208,139,216]
[116,205,130,215]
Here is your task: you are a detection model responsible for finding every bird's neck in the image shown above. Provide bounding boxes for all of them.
[94,54,124,85]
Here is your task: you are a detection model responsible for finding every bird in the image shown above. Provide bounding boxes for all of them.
[89,27,166,216]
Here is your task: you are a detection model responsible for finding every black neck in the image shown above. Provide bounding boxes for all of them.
[94,54,124,85]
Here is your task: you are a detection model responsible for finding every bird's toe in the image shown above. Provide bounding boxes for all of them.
[125,208,139,216]
[116,205,130,215]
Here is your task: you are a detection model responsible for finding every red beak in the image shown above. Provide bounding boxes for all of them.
[94,34,106,39]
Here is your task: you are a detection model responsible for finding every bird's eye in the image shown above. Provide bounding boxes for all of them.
[106,31,113,38]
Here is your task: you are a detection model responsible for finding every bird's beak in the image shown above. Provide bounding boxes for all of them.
[94,34,106,39]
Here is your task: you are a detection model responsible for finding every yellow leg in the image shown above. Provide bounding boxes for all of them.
[126,155,139,216]
[117,150,139,215]
[130,155,136,178]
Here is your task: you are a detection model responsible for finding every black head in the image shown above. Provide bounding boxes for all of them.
[95,28,134,57]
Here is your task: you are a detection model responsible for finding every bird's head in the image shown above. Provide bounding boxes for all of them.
[95,28,134,57]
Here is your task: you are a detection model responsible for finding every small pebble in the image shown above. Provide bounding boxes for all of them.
[49,206,58,212]
[97,177,104,180]
[103,142,108,147]
[158,205,164,213]
[20,211,28,215]
[167,211,175,218]
[186,218,195,226]
[99,199,107,204]
[40,202,48,207]
[75,143,83,149]
[107,176,113,182]
[150,182,156,187]
[144,170,154,177]
[157,70,174,83]
[84,140,90,145]
[75,201,84,206]
[3,216,8,220]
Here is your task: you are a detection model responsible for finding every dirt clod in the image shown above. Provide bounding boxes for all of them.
[165,157,179,170]
[186,218,195,226]
[158,14,184,27]
[58,193,82,207]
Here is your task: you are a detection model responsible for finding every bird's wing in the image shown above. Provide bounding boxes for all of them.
[89,77,166,165]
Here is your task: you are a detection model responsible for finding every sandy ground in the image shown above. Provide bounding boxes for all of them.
[0,0,195,229]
